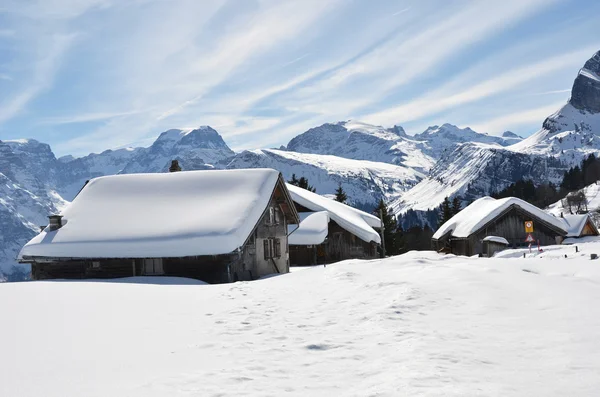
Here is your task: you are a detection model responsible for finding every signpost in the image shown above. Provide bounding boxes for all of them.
[524,221,534,233]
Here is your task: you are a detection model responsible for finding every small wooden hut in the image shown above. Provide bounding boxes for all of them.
[559,213,599,239]
[19,168,299,283]
[482,236,509,257]
[432,196,567,256]
[286,184,381,265]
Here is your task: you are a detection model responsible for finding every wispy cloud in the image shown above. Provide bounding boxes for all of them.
[469,102,566,134]
[361,46,596,126]
[3,0,599,156]
[529,89,572,96]
[40,110,145,125]
[0,34,76,125]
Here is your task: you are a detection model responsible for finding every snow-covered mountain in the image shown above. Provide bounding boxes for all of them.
[227,148,425,208]
[286,120,519,173]
[393,50,600,215]
[56,126,235,200]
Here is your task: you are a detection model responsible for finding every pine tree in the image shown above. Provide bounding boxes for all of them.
[298,177,316,192]
[288,174,316,192]
[288,174,299,186]
[438,197,453,225]
[451,196,462,216]
[334,183,348,203]
[375,199,399,256]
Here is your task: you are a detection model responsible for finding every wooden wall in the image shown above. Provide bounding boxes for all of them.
[290,219,379,266]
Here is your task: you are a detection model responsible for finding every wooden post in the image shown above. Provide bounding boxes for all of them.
[379,209,386,258]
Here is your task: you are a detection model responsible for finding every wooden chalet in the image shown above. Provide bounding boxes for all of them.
[432,196,568,257]
[286,184,381,265]
[19,168,299,283]
[559,213,599,239]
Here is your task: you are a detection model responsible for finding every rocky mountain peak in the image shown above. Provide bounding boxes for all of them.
[570,50,600,113]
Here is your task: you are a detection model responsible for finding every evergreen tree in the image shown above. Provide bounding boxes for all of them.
[288,174,316,192]
[451,196,462,216]
[334,183,348,203]
[375,199,399,256]
[438,197,453,225]
[298,177,316,192]
[288,174,299,185]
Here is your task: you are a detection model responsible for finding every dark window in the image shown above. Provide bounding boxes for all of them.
[275,238,281,258]
[264,239,271,260]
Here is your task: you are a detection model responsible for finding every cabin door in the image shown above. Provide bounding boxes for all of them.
[143,258,164,275]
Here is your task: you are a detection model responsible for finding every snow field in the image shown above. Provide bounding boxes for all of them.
[3,250,600,396]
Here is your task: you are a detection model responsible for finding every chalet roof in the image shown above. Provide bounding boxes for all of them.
[560,214,598,237]
[286,184,381,244]
[19,169,292,259]
[433,196,567,240]
[288,211,330,245]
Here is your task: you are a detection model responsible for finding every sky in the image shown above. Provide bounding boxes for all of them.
[0,0,599,157]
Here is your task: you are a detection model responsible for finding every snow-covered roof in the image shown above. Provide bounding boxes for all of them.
[287,212,330,245]
[560,214,596,237]
[482,236,509,245]
[433,196,567,240]
[286,184,381,244]
[19,169,287,259]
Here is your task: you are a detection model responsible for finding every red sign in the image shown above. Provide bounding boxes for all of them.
[525,234,535,243]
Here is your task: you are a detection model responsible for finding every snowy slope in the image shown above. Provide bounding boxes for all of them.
[392,142,568,213]
[3,251,600,396]
[227,148,425,208]
[546,182,600,216]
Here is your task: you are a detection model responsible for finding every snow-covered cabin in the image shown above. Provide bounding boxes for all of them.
[559,213,599,239]
[432,196,567,256]
[286,184,381,265]
[19,169,300,283]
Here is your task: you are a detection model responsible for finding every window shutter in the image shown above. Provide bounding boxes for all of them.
[275,238,281,258]
[264,239,270,260]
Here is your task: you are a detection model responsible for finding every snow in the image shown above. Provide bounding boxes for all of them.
[287,211,329,245]
[433,196,567,239]
[580,68,600,82]
[287,184,381,244]
[19,169,283,259]
[3,250,600,396]
[482,236,509,245]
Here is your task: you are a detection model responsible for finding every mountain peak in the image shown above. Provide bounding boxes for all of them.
[502,131,521,138]
[570,50,600,113]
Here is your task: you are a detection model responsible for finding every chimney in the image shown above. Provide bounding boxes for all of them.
[560,212,564,218]
[169,160,182,172]
[48,215,63,231]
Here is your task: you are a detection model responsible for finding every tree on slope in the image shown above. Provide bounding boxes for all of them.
[334,183,348,204]
[438,197,453,225]
[288,174,316,192]
[451,196,462,216]
[375,199,399,256]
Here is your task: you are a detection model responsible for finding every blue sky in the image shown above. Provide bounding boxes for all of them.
[0,0,599,157]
